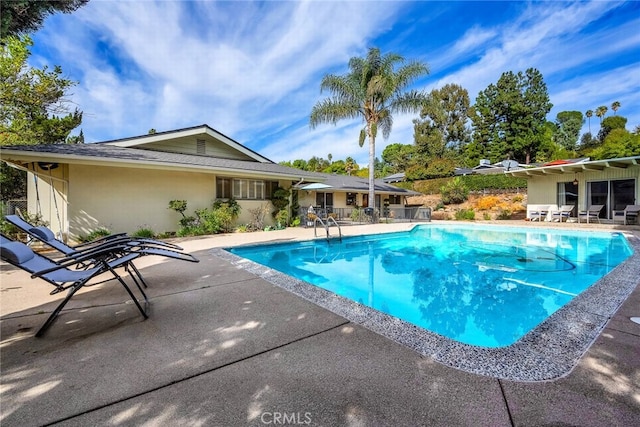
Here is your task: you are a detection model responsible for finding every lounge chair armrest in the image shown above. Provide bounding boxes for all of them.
[73,233,129,249]
[49,243,134,271]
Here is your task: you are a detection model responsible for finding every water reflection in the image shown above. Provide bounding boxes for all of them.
[231,226,632,347]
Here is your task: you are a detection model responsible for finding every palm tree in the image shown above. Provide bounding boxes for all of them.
[611,101,620,115]
[310,47,429,214]
[585,109,593,133]
[595,105,608,124]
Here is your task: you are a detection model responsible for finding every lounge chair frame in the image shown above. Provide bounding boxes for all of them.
[612,205,640,225]
[577,205,604,224]
[1,236,149,337]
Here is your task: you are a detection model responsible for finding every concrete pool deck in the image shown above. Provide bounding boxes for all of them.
[1,221,639,426]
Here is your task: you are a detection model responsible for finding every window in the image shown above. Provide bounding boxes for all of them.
[557,182,577,211]
[346,192,356,206]
[388,195,402,204]
[265,181,280,199]
[233,179,265,200]
[217,178,231,199]
[316,192,333,208]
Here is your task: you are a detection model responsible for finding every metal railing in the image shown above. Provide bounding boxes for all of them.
[299,206,431,226]
[314,216,342,241]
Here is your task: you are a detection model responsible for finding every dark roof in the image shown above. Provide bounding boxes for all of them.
[95,124,273,163]
[0,143,319,179]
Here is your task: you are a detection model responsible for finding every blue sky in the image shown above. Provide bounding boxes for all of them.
[30,0,640,165]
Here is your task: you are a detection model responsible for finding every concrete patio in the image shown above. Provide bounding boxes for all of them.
[1,222,639,426]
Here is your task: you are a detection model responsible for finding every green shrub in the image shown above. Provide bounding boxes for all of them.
[290,216,301,227]
[194,207,224,234]
[275,209,288,229]
[173,199,241,236]
[410,174,527,194]
[455,208,475,220]
[79,227,111,242]
[497,209,512,220]
[132,227,156,238]
[270,187,290,218]
[483,212,491,220]
[440,177,469,205]
[235,224,249,233]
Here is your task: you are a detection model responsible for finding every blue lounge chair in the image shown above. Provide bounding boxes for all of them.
[4,215,199,269]
[0,235,149,337]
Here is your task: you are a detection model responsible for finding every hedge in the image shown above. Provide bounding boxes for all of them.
[409,174,527,195]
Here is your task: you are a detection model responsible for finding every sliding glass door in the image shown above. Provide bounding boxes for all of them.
[612,179,636,211]
[587,179,636,219]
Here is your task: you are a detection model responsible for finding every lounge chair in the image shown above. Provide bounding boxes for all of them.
[0,235,149,337]
[551,205,574,222]
[529,206,549,222]
[612,205,640,225]
[5,214,183,252]
[4,215,199,268]
[577,205,604,223]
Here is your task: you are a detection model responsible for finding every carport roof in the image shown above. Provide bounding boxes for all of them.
[505,156,640,178]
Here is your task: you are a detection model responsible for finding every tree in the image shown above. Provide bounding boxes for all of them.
[413,83,471,158]
[597,115,627,143]
[554,111,583,151]
[1,35,83,202]
[381,143,416,173]
[470,68,552,164]
[345,156,358,176]
[595,105,608,123]
[0,35,82,145]
[588,128,640,160]
[1,0,89,38]
[585,109,593,133]
[310,47,429,210]
[611,101,621,115]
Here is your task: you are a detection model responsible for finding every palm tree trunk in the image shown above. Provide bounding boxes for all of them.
[369,134,376,219]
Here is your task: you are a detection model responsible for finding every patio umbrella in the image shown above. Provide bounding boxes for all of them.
[299,183,332,190]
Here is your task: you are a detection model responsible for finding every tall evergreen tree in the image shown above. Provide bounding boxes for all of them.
[554,111,583,151]
[413,83,471,158]
[470,68,552,164]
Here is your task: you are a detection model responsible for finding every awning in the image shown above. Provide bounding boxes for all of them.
[299,183,333,190]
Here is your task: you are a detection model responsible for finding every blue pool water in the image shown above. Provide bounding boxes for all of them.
[228,224,633,348]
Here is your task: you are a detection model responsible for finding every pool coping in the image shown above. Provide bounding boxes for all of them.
[213,225,640,382]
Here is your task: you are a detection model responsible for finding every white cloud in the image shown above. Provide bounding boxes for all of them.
[29,0,639,159]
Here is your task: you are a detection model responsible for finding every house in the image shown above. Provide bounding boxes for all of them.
[294,172,421,221]
[0,124,418,240]
[505,156,640,222]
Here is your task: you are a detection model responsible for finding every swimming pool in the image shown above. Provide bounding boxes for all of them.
[228,224,632,348]
[218,223,639,380]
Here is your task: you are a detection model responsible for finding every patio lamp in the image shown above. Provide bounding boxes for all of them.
[573,176,579,186]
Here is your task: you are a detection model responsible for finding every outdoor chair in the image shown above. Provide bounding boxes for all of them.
[529,206,549,222]
[5,214,183,253]
[0,235,149,337]
[4,215,199,272]
[577,205,604,223]
[612,205,640,225]
[551,205,574,222]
